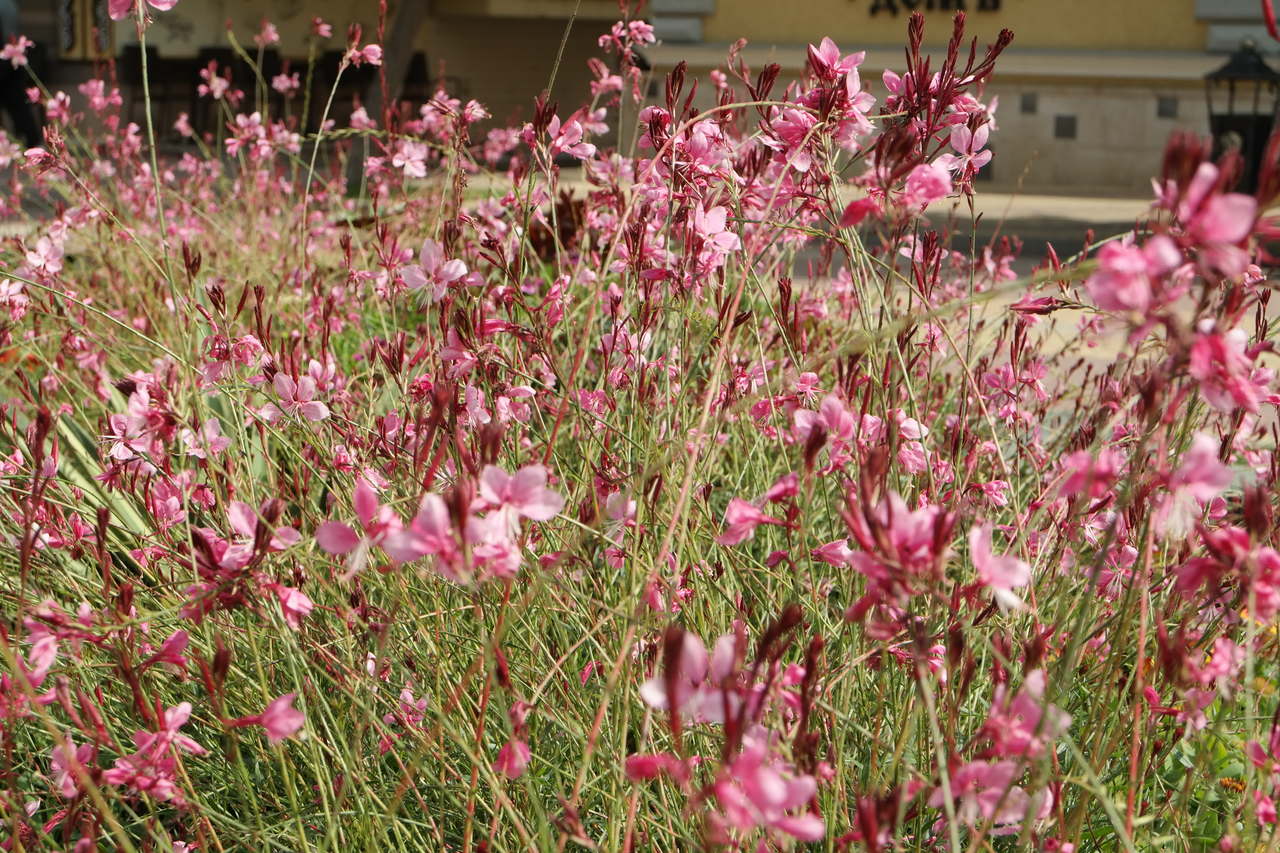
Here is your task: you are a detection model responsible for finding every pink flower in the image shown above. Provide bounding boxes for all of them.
[546,114,596,159]
[1172,162,1257,276]
[1257,790,1278,826]
[271,72,300,95]
[495,738,531,779]
[902,161,952,210]
[271,585,314,630]
[258,693,305,744]
[108,0,179,21]
[939,123,993,176]
[625,752,690,783]
[1155,433,1233,539]
[639,631,742,724]
[260,373,330,423]
[383,493,466,580]
[180,417,230,459]
[1059,447,1121,499]
[228,693,305,744]
[691,204,741,259]
[1085,236,1180,315]
[839,196,880,227]
[254,20,280,48]
[138,629,190,673]
[1189,327,1272,413]
[345,44,383,67]
[50,737,96,799]
[983,670,1071,759]
[317,477,403,578]
[0,36,33,68]
[402,238,467,301]
[477,464,565,524]
[807,36,864,80]
[969,523,1030,610]
[103,703,206,805]
[841,491,954,606]
[713,729,824,842]
[311,17,333,38]
[391,139,429,178]
[929,759,1037,832]
[715,497,784,546]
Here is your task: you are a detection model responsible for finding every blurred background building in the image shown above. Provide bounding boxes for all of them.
[16,0,1280,196]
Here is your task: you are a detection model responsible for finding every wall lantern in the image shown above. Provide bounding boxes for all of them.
[1205,40,1280,193]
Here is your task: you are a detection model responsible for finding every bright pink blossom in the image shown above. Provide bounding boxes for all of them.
[495,739,531,779]
[902,161,953,210]
[715,497,784,546]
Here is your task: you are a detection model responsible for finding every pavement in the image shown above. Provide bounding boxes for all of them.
[948,192,1151,272]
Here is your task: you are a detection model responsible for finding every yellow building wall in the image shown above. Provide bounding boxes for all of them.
[117,1,600,127]
[703,0,1207,50]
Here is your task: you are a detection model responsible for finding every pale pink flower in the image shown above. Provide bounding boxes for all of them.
[345,44,383,67]
[969,523,1030,610]
[983,670,1071,759]
[546,114,596,159]
[403,238,467,301]
[103,702,206,805]
[807,36,864,79]
[939,123,992,176]
[271,72,300,95]
[349,106,377,131]
[382,493,466,580]
[50,737,96,799]
[316,477,403,578]
[477,464,565,523]
[1190,326,1273,413]
[260,373,329,423]
[180,418,230,459]
[929,759,1036,832]
[1172,162,1257,275]
[1155,433,1233,539]
[691,204,741,255]
[1059,447,1121,499]
[639,631,742,724]
[271,585,314,630]
[254,20,280,48]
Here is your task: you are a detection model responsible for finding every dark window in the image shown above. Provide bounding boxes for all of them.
[1157,95,1178,119]
[1020,92,1038,114]
[1054,114,1077,139]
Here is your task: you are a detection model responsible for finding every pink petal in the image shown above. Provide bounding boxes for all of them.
[228,501,257,538]
[299,401,329,421]
[316,521,360,555]
[353,478,379,527]
[272,372,297,402]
